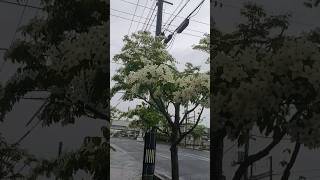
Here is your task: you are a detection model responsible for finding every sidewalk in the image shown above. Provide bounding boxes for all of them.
[110,143,142,180]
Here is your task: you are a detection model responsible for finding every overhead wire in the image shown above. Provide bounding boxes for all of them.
[145,3,157,31]
[118,0,209,26]
[135,0,149,32]
[127,0,140,35]
[111,14,203,38]
[142,0,156,30]
[111,8,206,34]
[162,0,185,29]
[147,9,157,31]
[0,0,42,10]
[0,0,30,73]
[163,0,191,33]
[164,0,207,47]
[188,0,205,19]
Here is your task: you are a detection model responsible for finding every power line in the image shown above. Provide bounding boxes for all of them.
[111,14,204,38]
[145,3,157,31]
[0,0,30,73]
[111,8,206,34]
[186,0,205,19]
[142,0,156,30]
[127,0,140,35]
[135,0,149,32]
[163,0,191,33]
[118,0,209,26]
[0,0,42,9]
[163,0,207,46]
[162,0,185,30]
[147,9,157,31]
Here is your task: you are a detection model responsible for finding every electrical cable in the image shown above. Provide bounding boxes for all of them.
[185,0,205,19]
[111,8,206,34]
[0,0,42,9]
[163,0,191,33]
[147,10,157,31]
[118,0,209,26]
[162,0,185,29]
[189,0,205,19]
[127,0,140,35]
[0,0,29,73]
[142,0,156,30]
[135,0,149,32]
[145,4,157,31]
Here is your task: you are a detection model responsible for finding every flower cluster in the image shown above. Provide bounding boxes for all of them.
[126,63,209,106]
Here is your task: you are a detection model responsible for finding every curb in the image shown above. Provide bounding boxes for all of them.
[154,171,171,180]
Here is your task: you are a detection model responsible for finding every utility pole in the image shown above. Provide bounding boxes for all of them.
[185,105,188,147]
[142,1,172,179]
[243,132,249,180]
[155,0,173,36]
[269,156,273,180]
[155,0,163,36]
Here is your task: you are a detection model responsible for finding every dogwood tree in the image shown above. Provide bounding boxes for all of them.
[112,31,209,180]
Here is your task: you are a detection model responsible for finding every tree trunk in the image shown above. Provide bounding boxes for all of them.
[170,128,179,180]
[233,131,285,180]
[281,142,301,180]
[211,129,226,180]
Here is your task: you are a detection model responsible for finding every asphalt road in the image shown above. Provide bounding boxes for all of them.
[111,137,209,180]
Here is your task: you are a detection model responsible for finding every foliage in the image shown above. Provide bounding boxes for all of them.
[124,105,164,130]
[191,124,206,139]
[110,106,123,122]
[304,0,320,7]
[28,131,109,180]
[210,3,320,179]
[1,0,109,124]
[0,0,109,179]
[0,135,37,179]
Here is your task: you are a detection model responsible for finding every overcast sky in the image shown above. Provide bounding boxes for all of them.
[0,0,320,178]
[110,0,211,127]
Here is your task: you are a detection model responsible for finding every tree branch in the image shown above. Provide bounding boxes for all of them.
[173,106,204,147]
[148,93,174,128]
[179,103,200,125]
[281,142,301,180]
[232,109,304,180]
[84,104,109,121]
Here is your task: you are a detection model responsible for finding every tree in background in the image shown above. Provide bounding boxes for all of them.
[123,105,167,132]
[0,0,109,179]
[211,2,320,180]
[190,124,206,149]
[112,31,209,180]
[304,0,320,7]
[0,134,37,179]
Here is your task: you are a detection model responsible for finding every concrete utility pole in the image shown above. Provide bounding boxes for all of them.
[155,0,172,36]
[269,156,273,180]
[243,132,250,180]
[142,1,172,179]
[155,0,163,36]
